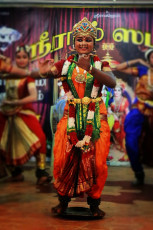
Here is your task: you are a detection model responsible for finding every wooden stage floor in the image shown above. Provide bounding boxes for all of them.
[0,163,153,230]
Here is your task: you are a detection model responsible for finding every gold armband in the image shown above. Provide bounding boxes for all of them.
[88,65,93,74]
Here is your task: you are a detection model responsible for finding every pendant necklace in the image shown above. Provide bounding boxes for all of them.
[114,97,122,117]
[75,66,87,83]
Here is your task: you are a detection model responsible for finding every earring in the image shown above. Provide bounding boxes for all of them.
[92,47,96,53]
[73,44,76,50]
[70,44,76,53]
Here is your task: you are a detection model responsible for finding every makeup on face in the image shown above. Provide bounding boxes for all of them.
[114,86,122,97]
[15,50,29,69]
[75,35,94,55]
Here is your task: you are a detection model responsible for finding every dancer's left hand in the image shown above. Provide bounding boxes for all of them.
[71,53,93,71]
[0,55,12,73]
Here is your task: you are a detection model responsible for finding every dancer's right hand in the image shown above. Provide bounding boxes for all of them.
[38,59,54,76]
[0,55,12,72]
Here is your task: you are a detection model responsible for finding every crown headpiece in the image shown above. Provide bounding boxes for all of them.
[16,44,30,54]
[116,78,126,91]
[144,48,153,61]
[72,17,97,39]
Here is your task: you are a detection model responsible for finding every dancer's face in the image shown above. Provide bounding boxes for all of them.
[74,35,94,55]
[15,50,29,69]
[114,86,122,98]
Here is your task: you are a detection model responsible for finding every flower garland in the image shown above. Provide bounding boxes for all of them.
[61,55,101,151]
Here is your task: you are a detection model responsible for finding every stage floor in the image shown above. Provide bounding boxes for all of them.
[0,163,153,230]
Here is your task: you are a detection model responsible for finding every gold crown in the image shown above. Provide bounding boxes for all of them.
[116,78,126,91]
[72,17,97,39]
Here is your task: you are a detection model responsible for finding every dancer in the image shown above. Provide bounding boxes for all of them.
[0,18,116,217]
[46,17,115,217]
[0,45,51,185]
[114,49,153,185]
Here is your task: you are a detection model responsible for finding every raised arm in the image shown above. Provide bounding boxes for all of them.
[0,56,59,79]
[0,56,31,79]
[89,64,116,88]
[31,59,60,79]
[72,54,116,88]
[113,58,149,75]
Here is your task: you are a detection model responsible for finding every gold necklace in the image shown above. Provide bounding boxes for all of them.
[75,66,87,83]
[114,97,123,116]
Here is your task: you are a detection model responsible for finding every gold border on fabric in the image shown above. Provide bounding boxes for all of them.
[0,115,41,164]
[103,67,111,72]
[68,97,102,105]
[137,96,153,107]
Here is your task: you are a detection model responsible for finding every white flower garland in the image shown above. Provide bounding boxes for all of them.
[61,56,102,150]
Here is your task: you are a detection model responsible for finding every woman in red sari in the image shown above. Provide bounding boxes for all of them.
[0,45,51,185]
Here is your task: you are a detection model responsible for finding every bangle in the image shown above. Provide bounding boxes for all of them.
[0,73,9,78]
[61,76,67,81]
[88,65,93,74]
[39,70,48,78]
[25,69,31,76]
[126,61,130,67]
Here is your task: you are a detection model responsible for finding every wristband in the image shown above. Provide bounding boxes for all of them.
[126,61,130,67]
[39,70,48,78]
[25,69,31,76]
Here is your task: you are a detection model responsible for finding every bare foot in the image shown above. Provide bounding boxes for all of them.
[51,204,67,215]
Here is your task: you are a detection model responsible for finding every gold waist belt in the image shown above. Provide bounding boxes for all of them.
[68,97,102,105]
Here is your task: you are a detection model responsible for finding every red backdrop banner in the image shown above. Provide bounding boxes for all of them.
[0,7,153,143]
